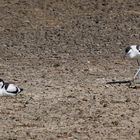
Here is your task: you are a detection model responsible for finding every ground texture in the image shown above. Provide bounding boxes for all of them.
[0,0,140,139]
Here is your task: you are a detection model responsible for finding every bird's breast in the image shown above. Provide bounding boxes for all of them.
[128,51,140,59]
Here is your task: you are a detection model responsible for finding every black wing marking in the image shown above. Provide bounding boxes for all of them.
[4,83,10,90]
[136,45,140,52]
[4,83,18,94]
[125,46,131,54]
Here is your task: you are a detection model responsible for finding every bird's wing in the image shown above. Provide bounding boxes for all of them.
[136,45,140,52]
[5,83,18,93]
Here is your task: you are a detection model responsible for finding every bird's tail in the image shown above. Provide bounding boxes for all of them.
[18,88,23,93]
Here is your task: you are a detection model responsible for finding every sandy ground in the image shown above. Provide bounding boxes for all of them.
[0,0,140,139]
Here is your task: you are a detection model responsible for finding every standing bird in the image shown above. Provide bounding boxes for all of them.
[125,45,140,80]
[0,79,23,96]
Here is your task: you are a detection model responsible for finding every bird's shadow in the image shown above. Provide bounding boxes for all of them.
[106,80,131,85]
[106,80,140,89]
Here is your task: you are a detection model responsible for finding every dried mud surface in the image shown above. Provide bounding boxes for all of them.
[0,0,140,140]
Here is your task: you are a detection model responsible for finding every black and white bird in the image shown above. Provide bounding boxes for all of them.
[125,45,140,80]
[0,79,23,96]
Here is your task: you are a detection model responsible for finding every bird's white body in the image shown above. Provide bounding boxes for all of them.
[0,79,23,96]
[126,45,140,59]
[125,45,140,79]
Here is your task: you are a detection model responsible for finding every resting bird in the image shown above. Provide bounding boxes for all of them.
[0,79,23,96]
[125,45,140,80]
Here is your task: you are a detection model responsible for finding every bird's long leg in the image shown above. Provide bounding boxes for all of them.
[129,60,140,88]
[133,59,140,80]
[137,59,140,79]
[133,69,140,79]
[129,60,140,87]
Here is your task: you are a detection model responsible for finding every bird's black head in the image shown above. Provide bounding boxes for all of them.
[0,79,4,88]
[125,46,131,54]
[0,79,4,82]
